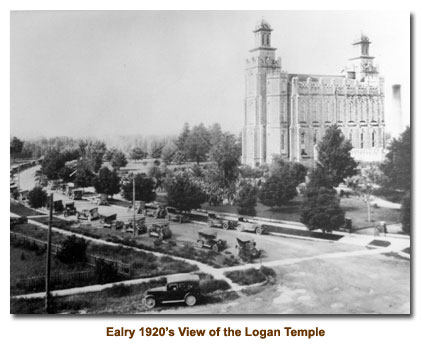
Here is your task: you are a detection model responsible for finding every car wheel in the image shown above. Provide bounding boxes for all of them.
[145,296,156,309]
[197,240,203,248]
[222,222,229,230]
[255,227,263,235]
[185,294,197,306]
[212,244,219,253]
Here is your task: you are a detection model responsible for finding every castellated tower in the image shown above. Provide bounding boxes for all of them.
[242,22,386,167]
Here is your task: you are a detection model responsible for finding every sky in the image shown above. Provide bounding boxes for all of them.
[10,11,410,139]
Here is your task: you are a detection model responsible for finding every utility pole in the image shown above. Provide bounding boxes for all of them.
[132,175,136,237]
[45,193,53,313]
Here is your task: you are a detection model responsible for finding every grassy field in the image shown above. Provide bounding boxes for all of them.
[10,201,45,216]
[202,195,400,230]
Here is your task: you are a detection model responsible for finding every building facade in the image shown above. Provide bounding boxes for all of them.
[242,20,386,167]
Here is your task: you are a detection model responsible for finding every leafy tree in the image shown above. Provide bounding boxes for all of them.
[236,183,257,216]
[148,166,165,190]
[161,141,178,165]
[111,150,128,169]
[74,160,95,188]
[176,122,190,152]
[184,124,211,164]
[380,126,411,192]
[41,150,67,180]
[129,147,146,161]
[103,149,115,162]
[93,167,121,197]
[301,187,345,233]
[400,192,411,234]
[27,186,48,208]
[172,150,186,165]
[209,133,241,189]
[57,235,88,264]
[85,141,106,172]
[121,173,156,202]
[208,123,223,147]
[316,125,358,187]
[164,172,206,212]
[259,158,307,208]
[10,137,24,162]
[149,140,165,159]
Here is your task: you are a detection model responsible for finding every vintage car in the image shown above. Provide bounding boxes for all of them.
[144,203,165,218]
[123,217,147,234]
[89,194,108,205]
[143,273,201,309]
[236,237,262,262]
[77,207,99,221]
[207,212,235,230]
[63,202,77,217]
[165,207,189,223]
[10,216,28,228]
[68,189,83,200]
[46,199,64,213]
[99,213,118,228]
[196,229,227,252]
[148,222,172,239]
[235,217,267,235]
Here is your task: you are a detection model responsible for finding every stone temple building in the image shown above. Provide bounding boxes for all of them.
[242,19,386,167]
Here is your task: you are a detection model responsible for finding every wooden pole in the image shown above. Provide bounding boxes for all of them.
[133,176,136,237]
[45,193,53,313]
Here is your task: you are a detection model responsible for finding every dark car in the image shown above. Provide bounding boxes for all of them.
[165,207,189,223]
[143,274,200,309]
[63,202,77,217]
[148,222,172,240]
[207,212,234,230]
[197,229,227,252]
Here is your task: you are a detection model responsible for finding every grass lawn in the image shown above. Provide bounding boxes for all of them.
[202,195,400,230]
[10,201,45,217]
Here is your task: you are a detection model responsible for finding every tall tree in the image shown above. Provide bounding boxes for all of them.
[316,125,358,187]
[129,147,146,161]
[111,150,128,169]
[208,123,223,147]
[10,137,24,162]
[74,160,95,188]
[27,186,48,208]
[93,167,121,197]
[380,126,411,192]
[149,140,165,159]
[164,172,206,212]
[161,141,178,165]
[121,173,156,202]
[236,183,258,216]
[301,186,345,233]
[184,124,211,164]
[176,122,190,152]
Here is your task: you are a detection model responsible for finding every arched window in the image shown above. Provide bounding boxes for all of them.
[313,131,318,144]
[301,132,306,155]
[349,131,353,144]
[360,132,364,149]
[372,131,375,147]
[281,132,285,150]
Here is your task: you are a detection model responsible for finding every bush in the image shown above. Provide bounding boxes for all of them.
[57,235,88,264]
[225,268,266,285]
[105,283,132,297]
[27,186,48,208]
[200,279,231,294]
[95,259,120,284]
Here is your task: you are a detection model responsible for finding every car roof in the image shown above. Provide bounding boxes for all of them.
[198,229,218,237]
[166,273,200,284]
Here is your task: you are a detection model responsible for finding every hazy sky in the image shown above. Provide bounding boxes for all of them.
[10,11,410,139]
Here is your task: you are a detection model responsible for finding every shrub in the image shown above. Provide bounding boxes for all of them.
[95,259,120,284]
[27,186,48,208]
[225,268,266,285]
[57,235,88,264]
[200,279,231,294]
[105,283,132,297]
[260,266,276,278]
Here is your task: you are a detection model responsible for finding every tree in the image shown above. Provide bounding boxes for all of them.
[172,150,186,165]
[259,158,307,208]
[41,150,67,180]
[93,167,121,197]
[208,123,223,147]
[148,166,165,190]
[86,141,106,172]
[209,133,242,189]
[121,173,156,202]
[10,137,24,162]
[316,125,358,187]
[111,150,128,169]
[164,172,206,212]
[161,141,178,165]
[236,183,257,216]
[301,187,345,233]
[57,235,88,264]
[149,140,165,159]
[27,186,48,208]
[184,124,211,164]
[74,160,95,188]
[380,126,411,192]
[400,192,411,234]
[176,122,190,152]
[129,147,146,161]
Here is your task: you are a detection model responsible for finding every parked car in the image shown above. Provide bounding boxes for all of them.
[69,189,83,200]
[77,208,99,221]
[89,194,108,205]
[143,274,201,309]
[207,212,235,230]
[63,202,77,217]
[99,213,118,228]
[236,236,262,262]
[165,207,189,223]
[124,217,147,234]
[47,199,64,213]
[196,229,227,252]
[148,222,172,239]
[144,204,165,218]
[235,217,267,235]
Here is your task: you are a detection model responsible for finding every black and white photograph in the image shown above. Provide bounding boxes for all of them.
[9,10,410,315]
